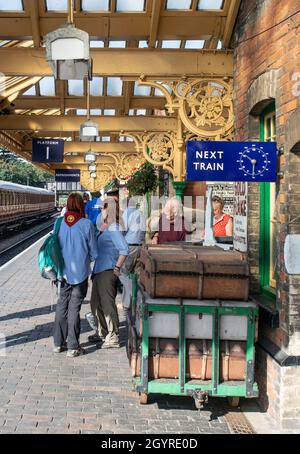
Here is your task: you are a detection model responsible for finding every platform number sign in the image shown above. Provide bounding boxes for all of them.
[186,141,277,183]
[32,138,64,163]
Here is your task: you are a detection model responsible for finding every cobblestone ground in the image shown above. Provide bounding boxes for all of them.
[0,239,231,434]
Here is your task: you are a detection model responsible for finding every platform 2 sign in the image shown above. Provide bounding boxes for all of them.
[32,138,64,163]
[55,169,81,183]
[186,141,277,182]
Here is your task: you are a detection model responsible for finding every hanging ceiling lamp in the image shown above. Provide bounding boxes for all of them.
[88,163,97,172]
[80,78,99,141]
[90,172,97,179]
[44,0,91,80]
[85,147,97,162]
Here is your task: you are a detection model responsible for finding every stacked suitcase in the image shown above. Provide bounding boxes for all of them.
[129,244,257,382]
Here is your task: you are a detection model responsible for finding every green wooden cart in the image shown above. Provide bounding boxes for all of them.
[129,274,259,409]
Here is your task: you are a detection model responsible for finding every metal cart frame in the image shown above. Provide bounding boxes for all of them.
[130,274,259,408]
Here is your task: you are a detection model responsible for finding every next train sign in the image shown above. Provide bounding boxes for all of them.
[32,138,64,163]
[186,141,277,182]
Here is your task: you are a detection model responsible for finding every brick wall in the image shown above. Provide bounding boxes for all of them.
[234,0,300,349]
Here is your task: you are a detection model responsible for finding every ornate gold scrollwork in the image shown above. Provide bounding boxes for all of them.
[115,153,145,180]
[141,132,175,168]
[137,77,234,140]
[173,78,234,138]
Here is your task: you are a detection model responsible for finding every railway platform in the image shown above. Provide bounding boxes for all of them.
[0,236,274,435]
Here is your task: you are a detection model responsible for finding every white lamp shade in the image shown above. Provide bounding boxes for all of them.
[90,172,97,178]
[85,153,96,162]
[88,164,97,171]
[80,120,99,140]
[45,24,91,80]
[51,38,85,60]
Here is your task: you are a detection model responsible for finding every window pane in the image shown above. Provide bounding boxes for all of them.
[39,77,56,96]
[198,0,224,10]
[103,109,115,115]
[46,0,68,11]
[109,41,126,48]
[138,40,148,48]
[116,0,145,12]
[161,40,181,49]
[101,136,111,142]
[90,40,104,48]
[82,0,109,11]
[185,40,205,49]
[23,85,36,96]
[0,0,23,11]
[134,83,151,96]
[68,80,84,96]
[107,77,123,96]
[77,109,87,115]
[90,77,103,96]
[166,0,192,10]
[136,109,146,115]
[90,109,102,115]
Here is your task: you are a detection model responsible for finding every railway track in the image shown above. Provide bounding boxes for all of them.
[0,218,57,267]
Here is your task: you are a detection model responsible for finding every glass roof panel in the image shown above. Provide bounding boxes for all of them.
[134,83,151,96]
[138,40,148,48]
[166,0,192,10]
[46,0,68,11]
[116,0,145,12]
[82,0,109,11]
[107,77,123,96]
[23,85,37,96]
[198,0,224,10]
[90,109,102,115]
[103,109,116,115]
[68,79,84,96]
[77,109,87,115]
[161,40,181,49]
[109,41,127,48]
[185,40,205,49]
[90,40,104,48]
[90,77,103,96]
[0,0,24,11]
[39,77,56,96]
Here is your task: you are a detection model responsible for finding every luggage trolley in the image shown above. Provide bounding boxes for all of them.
[128,282,258,409]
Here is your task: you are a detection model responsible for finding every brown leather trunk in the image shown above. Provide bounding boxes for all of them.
[130,338,246,381]
[139,245,249,301]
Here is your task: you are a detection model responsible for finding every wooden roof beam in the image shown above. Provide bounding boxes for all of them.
[223,0,241,48]
[149,0,163,48]
[0,115,177,133]
[0,48,233,77]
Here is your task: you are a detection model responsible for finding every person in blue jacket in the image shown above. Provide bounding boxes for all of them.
[85,191,102,226]
[89,197,129,349]
[53,193,98,358]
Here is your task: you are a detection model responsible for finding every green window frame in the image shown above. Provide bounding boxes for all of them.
[259,103,277,300]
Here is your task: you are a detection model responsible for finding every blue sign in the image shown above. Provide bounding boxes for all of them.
[55,169,81,183]
[32,138,64,163]
[186,141,277,182]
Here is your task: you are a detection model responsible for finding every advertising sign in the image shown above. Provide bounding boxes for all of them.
[32,138,64,163]
[55,169,81,183]
[186,141,277,182]
[233,182,248,253]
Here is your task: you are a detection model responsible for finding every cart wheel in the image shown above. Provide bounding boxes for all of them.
[227,396,240,407]
[139,393,149,405]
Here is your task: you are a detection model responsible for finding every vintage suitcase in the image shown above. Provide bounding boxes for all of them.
[139,245,249,300]
[130,338,246,381]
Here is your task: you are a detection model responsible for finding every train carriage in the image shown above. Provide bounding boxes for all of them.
[0,181,55,233]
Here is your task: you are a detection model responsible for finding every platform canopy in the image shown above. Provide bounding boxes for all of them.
[0,0,240,190]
